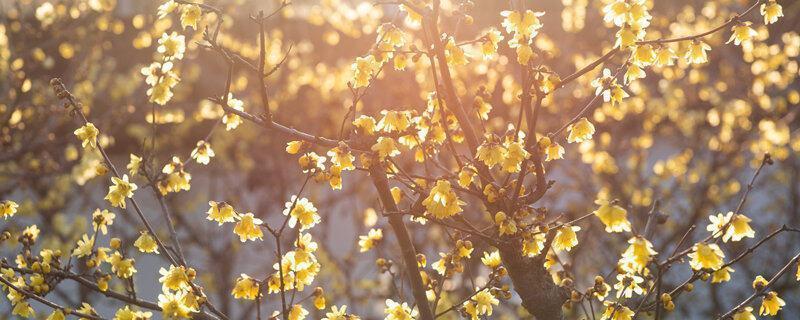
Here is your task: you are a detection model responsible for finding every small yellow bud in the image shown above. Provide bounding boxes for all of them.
[110,238,121,249]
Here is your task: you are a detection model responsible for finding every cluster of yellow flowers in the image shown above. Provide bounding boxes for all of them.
[157,264,200,318]
[351,22,407,88]
[476,131,530,173]
[501,9,545,65]
[141,1,200,106]
[4,0,800,318]
[358,228,383,252]
[1,199,18,219]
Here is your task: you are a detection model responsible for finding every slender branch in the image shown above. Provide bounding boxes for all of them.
[717,250,800,319]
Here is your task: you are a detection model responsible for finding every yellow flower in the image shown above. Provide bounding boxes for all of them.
[727,23,757,46]
[284,196,320,231]
[234,213,264,242]
[457,240,474,258]
[614,26,640,48]
[23,224,40,241]
[707,212,755,242]
[760,1,783,25]
[74,122,100,149]
[752,275,769,289]
[377,110,411,133]
[422,180,464,219]
[494,211,517,236]
[500,10,545,38]
[393,54,407,70]
[12,301,34,318]
[372,137,401,159]
[289,304,309,320]
[327,144,355,171]
[151,81,175,104]
[159,265,192,291]
[384,299,417,320]
[47,310,66,320]
[481,28,504,59]
[313,288,326,309]
[77,303,99,319]
[621,236,657,273]
[105,175,137,208]
[626,0,652,28]
[624,64,646,84]
[553,225,581,252]
[191,140,215,165]
[179,5,201,30]
[92,209,115,235]
[147,73,180,105]
[601,303,634,320]
[323,305,355,320]
[631,44,656,66]
[593,278,612,301]
[286,140,310,155]
[654,46,677,67]
[733,306,755,320]
[1,200,19,219]
[353,115,377,135]
[538,137,564,161]
[207,201,238,225]
[160,157,192,194]
[158,290,193,319]
[72,233,94,258]
[399,3,422,26]
[502,140,529,173]
[134,231,159,254]
[223,93,244,131]
[481,250,502,269]
[358,228,383,252]
[593,68,616,101]
[158,0,179,18]
[516,43,533,65]
[472,289,499,316]
[444,37,468,66]
[522,231,546,257]
[158,32,186,60]
[727,214,755,242]
[685,40,711,64]
[127,154,142,176]
[474,96,492,120]
[759,291,785,316]
[351,55,380,88]
[614,273,644,298]
[232,274,260,300]
[609,84,629,107]
[294,233,319,264]
[114,305,153,320]
[458,166,477,188]
[108,251,137,279]
[298,152,326,173]
[483,183,499,203]
[593,199,631,233]
[711,266,734,283]
[431,253,450,275]
[476,136,506,168]
[567,117,595,143]
[603,0,629,26]
[689,242,725,271]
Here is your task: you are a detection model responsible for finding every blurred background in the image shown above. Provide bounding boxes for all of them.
[1,0,799,318]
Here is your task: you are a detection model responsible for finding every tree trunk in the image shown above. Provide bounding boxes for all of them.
[499,241,568,319]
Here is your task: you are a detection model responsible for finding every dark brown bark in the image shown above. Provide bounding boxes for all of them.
[499,240,568,319]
